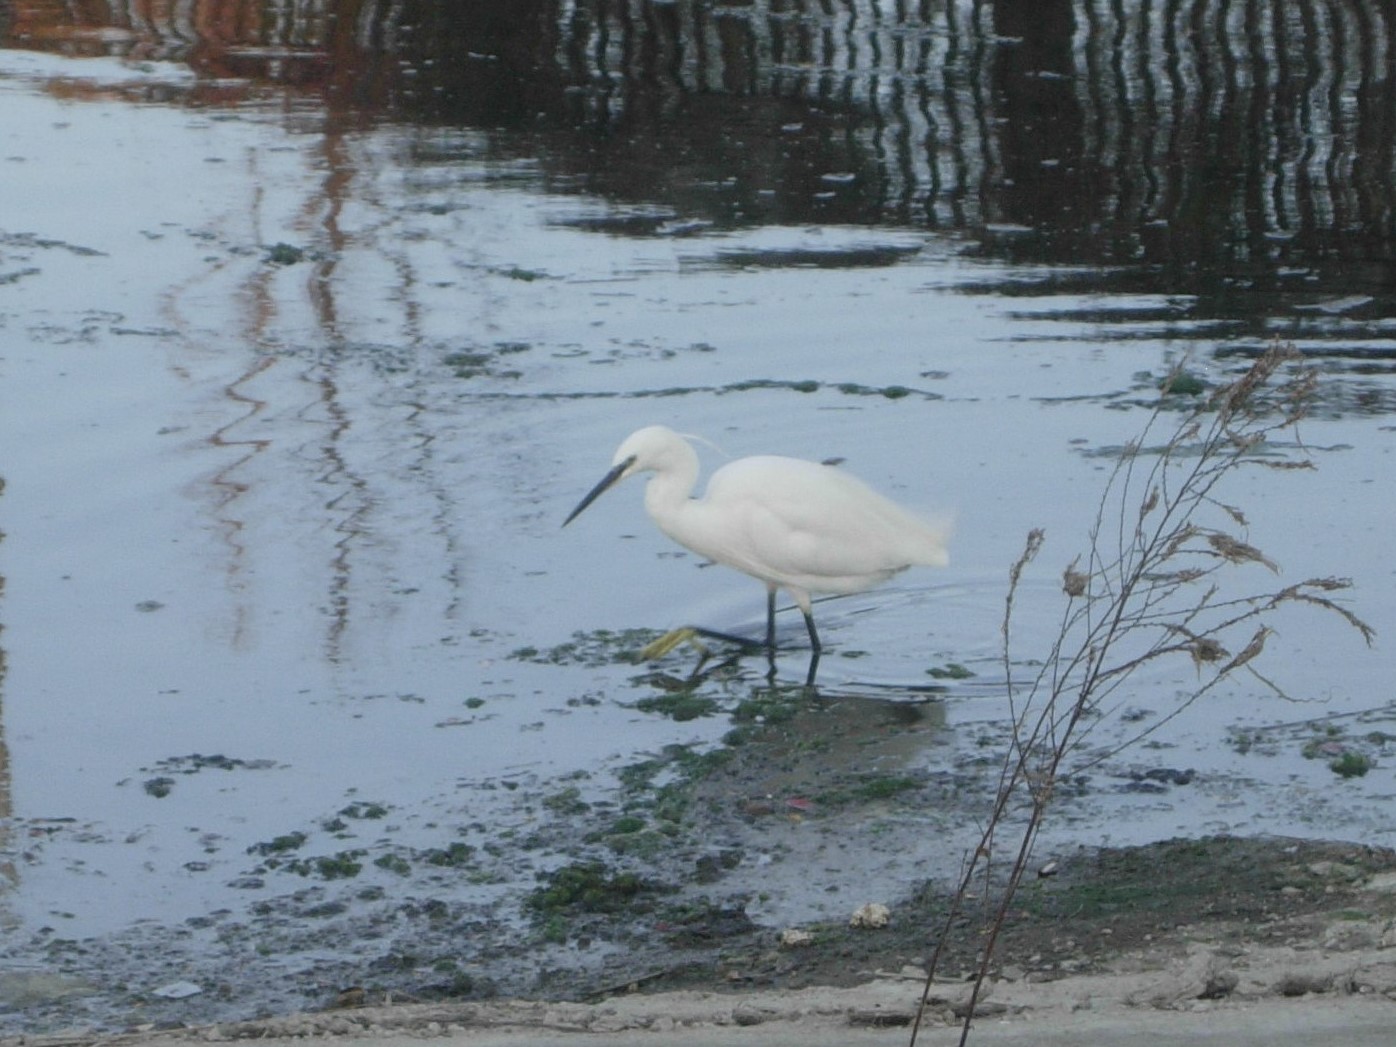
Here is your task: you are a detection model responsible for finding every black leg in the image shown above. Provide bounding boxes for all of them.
[765,587,777,652]
[802,608,821,653]
[801,610,822,685]
[688,626,764,651]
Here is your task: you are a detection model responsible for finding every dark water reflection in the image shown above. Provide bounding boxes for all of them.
[6,1,1396,315]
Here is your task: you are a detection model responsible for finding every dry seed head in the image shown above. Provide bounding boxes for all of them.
[1221,627,1272,674]
[1190,636,1228,672]
[1219,502,1248,526]
[1139,487,1159,519]
[1226,430,1265,453]
[1207,532,1278,572]
[1302,577,1352,592]
[1011,529,1045,589]
[1163,523,1201,560]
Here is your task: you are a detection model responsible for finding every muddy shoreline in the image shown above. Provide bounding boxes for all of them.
[5,805,1395,1037]
[5,671,1395,1037]
[4,833,1396,1043]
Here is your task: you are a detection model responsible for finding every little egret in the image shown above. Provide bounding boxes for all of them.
[563,425,950,658]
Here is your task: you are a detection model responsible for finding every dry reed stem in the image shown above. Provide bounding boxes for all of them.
[909,344,1374,1047]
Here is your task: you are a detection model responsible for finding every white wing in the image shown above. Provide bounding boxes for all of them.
[696,456,949,594]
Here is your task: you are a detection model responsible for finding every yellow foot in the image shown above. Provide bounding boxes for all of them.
[638,626,708,661]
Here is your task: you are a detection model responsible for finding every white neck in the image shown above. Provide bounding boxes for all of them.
[642,435,701,533]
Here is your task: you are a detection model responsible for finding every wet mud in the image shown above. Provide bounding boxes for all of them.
[4,661,1394,1036]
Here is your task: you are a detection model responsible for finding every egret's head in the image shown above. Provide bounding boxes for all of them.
[613,425,690,472]
[563,425,688,527]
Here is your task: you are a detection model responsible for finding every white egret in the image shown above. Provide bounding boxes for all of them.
[563,425,950,657]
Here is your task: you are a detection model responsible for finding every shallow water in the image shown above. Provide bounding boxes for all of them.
[1,2,1395,1026]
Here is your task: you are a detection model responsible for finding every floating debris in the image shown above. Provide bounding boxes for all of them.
[150,980,203,1000]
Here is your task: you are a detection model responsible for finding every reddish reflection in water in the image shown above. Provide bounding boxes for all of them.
[5,1,1396,300]
[1,0,555,119]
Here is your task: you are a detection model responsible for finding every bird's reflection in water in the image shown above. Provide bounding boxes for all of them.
[638,622,824,687]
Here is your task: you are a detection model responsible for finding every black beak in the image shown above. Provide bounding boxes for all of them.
[563,456,635,527]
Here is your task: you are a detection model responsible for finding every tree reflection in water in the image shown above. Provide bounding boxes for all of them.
[3,1,1393,290]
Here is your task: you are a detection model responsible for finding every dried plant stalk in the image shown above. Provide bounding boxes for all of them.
[910,344,1374,1047]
